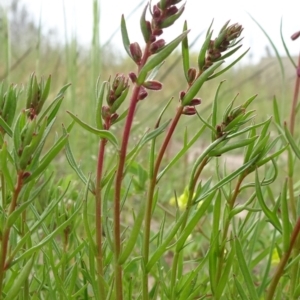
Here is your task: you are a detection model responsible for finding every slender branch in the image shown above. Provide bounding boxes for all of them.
[266,217,300,300]
[289,52,300,136]
[143,105,184,299]
[114,85,141,299]
[216,173,245,283]
[0,171,23,295]
[95,137,107,299]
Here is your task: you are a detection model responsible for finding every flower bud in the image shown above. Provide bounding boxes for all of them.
[113,74,127,97]
[166,6,178,16]
[130,42,142,64]
[152,28,163,36]
[153,5,161,18]
[129,72,137,83]
[22,171,31,180]
[189,98,202,106]
[150,39,165,54]
[291,31,300,41]
[187,67,197,83]
[110,113,119,124]
[101,105,111,119]
[138,86,148,100]
[179,91,186,100]
[142,80,163,91]
[182,106,197,115]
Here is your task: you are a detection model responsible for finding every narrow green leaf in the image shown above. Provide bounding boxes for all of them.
[119,201,145,264]
[137,30,190,84]
[207,48,250,80]
[0,116,12,137]
[95,80,108,129]
[235,238,259,300]
[255,170,282,232]
[182,60,224,106]
[5,255,35,300]
[234,276,249,300]
[197,157,257,201]
[211,81,225,141]
[0,142,14,191]
[67,111,119,148]
[273,96,281,126]
[209,136,258,157]
[24,135,68,183]
[12,201,82,265]
[182,21,190,82]
[281,179,290,252]
[121,15,132,59]
[284,122,300,159]
[177,191,216,251]
[146,214,186,272]
[280,19,296,68]
[40,75,52,103]
[140,3,150,43]
[7,175,52,227]
[216,245,235,298]
[198,31,213,71]
[38,83,71,126]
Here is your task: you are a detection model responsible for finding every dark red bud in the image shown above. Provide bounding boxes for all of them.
[190,98,202,106]
[150,39,165,54]
[291,31,300,41]
[182,106,197,115]
[150,35,157,43]
[110,113,119,123]
[143,80,163,91]
[101,106,111,119]
[153,5,161,18]
[130,42,142,64]
[179,91,186,100]
[129,72,137,83]
[152,28,163,36]
[166,6,178,16]
[187,68,197,83]
[22,171,31,180]
[138,86,148,100]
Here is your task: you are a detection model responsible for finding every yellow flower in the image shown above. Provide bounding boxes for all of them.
[169,187,196,210]
[271,248,280,265]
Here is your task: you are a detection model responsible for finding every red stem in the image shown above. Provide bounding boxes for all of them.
[0,171,23,295]
[266,217,300,300]
[113,85,140,299]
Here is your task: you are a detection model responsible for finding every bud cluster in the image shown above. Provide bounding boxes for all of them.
[136,0,185,60]
[102,74,129,127]
[215,105,245,139]
[15,111,48,170]
[26,74,52,119]
[179,90,201,116]
[204,22,243,70]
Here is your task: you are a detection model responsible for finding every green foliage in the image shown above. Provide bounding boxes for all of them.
[1,0,300,299]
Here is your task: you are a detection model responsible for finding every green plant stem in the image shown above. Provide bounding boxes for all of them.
[289,53,300,136]
[216,173,245,283]
[170,157,209,299]
[0,174,5,208]
[0,171,23,297]
[266,217,300,300]
[95,138,107,299]
[288,173,297,222]
[142,105,184,299]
